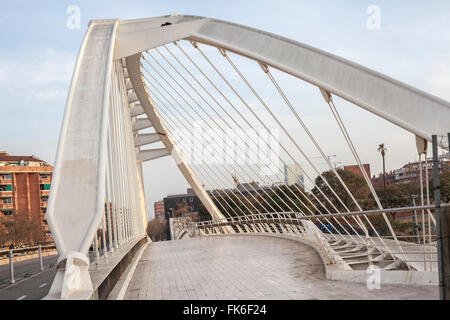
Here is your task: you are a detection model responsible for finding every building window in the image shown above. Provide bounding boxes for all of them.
[1,210,13,216]
[0,174,12,180]
[0,185,12,191]
[2,197,12,204]
[40,184,51,190]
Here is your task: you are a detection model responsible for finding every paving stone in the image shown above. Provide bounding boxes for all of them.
[124,235,438,300]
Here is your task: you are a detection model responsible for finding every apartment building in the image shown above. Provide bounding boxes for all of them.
[0,151,53,243]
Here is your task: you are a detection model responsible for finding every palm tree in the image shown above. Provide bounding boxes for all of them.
[377,143,388,209]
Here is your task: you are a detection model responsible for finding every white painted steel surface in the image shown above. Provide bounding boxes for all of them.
[47,20,118,256]
[45,14,449,299]
[115,15,450,144]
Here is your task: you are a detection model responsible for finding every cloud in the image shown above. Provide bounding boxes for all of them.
[388,12,450,42]
[0,68,6,83]
[0,48,74,104]
[34,89,68,101]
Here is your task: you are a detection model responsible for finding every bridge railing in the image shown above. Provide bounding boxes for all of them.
[0,245,56,258]
[194,204,447,273]
[0,244,57,285]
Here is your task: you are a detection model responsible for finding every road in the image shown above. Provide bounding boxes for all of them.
[0,251,99,300]
[0,254,58,300]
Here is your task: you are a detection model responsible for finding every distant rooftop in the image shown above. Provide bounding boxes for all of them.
[165,188,196,198]
[0,151,50,166]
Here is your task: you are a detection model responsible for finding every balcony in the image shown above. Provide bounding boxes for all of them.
[0,203,13,210]
[39,178,52,184]
[40,201,48,207]
[0,191,12,197]
[40,190,50,196]
[0,179,12,185]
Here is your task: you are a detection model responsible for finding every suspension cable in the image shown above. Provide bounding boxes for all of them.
[177,42,360,241]
[149,48,319,218]
[324,91,408,262]
[190,44,365,242]
[142,59,338,237]
[142,69,282,216]
[262,61,403,257]
[141,56,299,215]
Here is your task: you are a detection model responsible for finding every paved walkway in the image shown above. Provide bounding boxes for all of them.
[124,235,438,300]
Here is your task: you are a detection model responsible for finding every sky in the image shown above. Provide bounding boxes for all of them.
[0,1,449,219]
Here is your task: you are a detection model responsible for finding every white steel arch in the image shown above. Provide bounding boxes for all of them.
[115,14,450,145]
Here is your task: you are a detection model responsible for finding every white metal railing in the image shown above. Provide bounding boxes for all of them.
[193,204,445,272]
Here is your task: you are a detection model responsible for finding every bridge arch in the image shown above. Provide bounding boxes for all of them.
[115,14,450,143]
[45,15,448,299]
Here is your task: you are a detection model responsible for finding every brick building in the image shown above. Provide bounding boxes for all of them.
[162,188,201,240]
[154,200,165,223]
[163,188,201,221]
[343,164,371,179]
[0,151,53,244]
[371,156,450,186]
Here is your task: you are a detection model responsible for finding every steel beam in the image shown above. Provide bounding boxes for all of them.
[132,118,153,132]
[134,133,161,147]
[130,103,145,117]
[137,148,169,162]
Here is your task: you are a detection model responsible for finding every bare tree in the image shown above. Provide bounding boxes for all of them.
[146,218,166,242]
[0,222,9,248]
[30,215,44,244]
[10,210,43,246]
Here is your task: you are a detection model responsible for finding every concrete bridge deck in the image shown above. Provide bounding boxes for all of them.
[124,235,438,300]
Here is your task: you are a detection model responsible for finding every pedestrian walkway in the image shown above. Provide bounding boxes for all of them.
[124,235,438,300]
